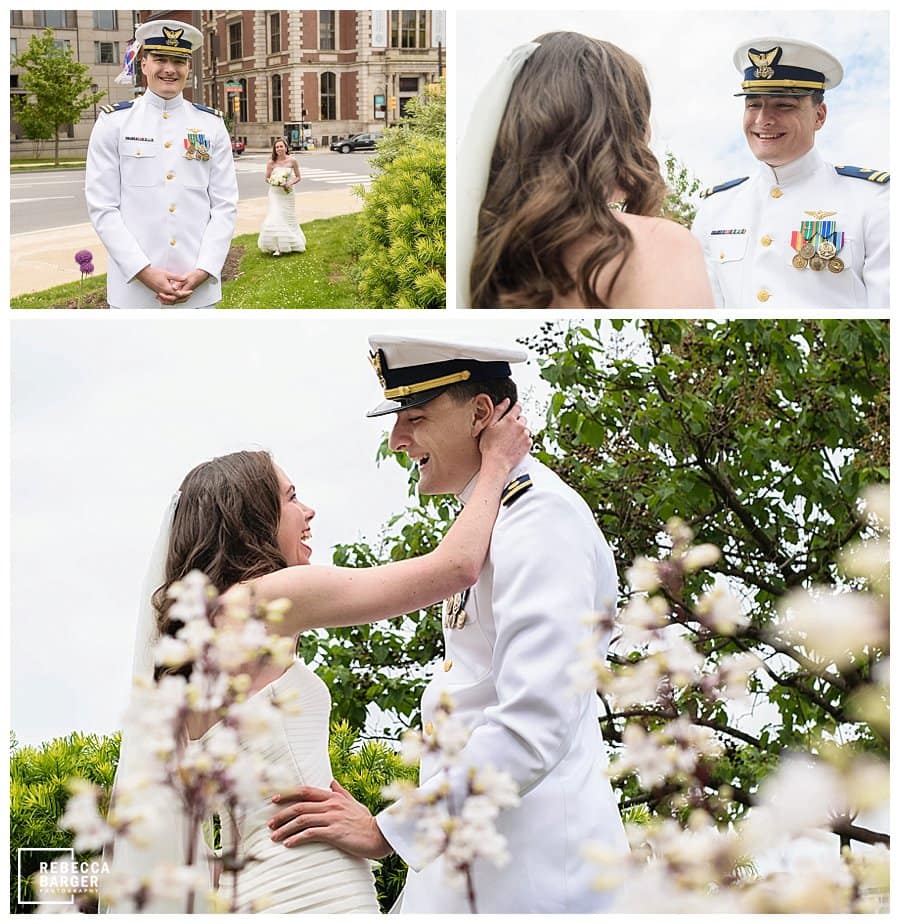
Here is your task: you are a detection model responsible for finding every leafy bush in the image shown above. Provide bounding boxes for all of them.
[354,81,446,308]
[328,720,418,909]
[10,732,118,913]
[10,724,414,913]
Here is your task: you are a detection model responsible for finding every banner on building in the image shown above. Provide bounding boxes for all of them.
[372,11,387,48]
[433,11,446,46]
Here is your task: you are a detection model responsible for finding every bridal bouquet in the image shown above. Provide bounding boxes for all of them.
[268,167,293,194]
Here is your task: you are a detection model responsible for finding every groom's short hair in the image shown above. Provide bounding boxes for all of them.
[443,376,518,408]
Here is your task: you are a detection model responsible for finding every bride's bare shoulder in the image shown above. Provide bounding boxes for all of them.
[620,212,698,252]
[613,214,713,309]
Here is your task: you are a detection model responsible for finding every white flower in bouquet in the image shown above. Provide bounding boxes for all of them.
[268,167,293,194]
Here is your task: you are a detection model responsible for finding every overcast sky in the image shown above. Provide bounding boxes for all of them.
[10,313,582,746]
[455,9,890,189]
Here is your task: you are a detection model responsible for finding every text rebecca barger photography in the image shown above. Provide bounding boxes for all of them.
[18,849,110,904]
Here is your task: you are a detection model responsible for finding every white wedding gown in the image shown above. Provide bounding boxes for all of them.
[201,661,380,913]
[257,183,307,254]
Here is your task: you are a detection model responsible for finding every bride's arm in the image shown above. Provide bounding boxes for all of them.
[264,161,274,181]
[289,158,301,186]
[231,400,529,633]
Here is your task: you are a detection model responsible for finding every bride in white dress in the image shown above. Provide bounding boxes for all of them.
[258,137,306,256]
[107,405,529,912]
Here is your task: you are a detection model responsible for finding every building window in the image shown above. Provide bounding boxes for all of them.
[95,42,119,65]
[11,38,17,57]
[271,74,282,122]
[93,11,117,30]
[238,77,248,121]
[319,11,335,50]
[398,76,419,93]
[52,40,72,54]
[320,71,336,120]
[37,10,70,29]
[390,10,427,49]
[229,22,242,60]
[269,12,281,54]
[10,11,24,26]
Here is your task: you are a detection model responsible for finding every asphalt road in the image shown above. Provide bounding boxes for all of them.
[11,150,377,235]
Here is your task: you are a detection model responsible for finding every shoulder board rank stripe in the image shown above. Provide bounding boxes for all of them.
[835,165,890,184]
[192,102,224,119]
[100,101,134,114]
[699,176,749,199]
[501,473,533,507]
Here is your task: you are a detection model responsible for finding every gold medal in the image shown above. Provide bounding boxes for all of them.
[799,242,816,260]
[828,257,845,274]
[442,589,470,629]
[809,256,825,271]
[791,254,808,270]
[817,240,836,259]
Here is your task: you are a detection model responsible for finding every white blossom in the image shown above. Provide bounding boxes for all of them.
[681,543,721,573]
[694,585,749,634]
[469,764,520,808]
[229,693,282,743]
[626,557,661,593]
[740,755,845,851]
[710,651,761,699]
[154,635,194,667]
[605,658,663,707]
[60,780,113,852]
[776,588,887,667]
[655,634,704,684]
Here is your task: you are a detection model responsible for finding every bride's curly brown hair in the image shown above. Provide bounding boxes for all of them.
[470,32,668,308]
[152,451,288,676]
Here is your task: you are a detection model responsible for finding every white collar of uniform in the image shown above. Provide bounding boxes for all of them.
[456,453,532,506]
[143,89,184,113]
[756,146,823,187]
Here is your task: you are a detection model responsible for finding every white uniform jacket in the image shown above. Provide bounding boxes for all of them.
[85,90,238,308]
[377,457,628,913]
[691,147,889,310]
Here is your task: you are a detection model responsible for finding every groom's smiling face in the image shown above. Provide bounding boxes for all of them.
[388,393,483,496]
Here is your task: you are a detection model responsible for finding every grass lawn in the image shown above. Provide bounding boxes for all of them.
[221,213,364,308]
[11,158,87,172]
[11,213,366,309]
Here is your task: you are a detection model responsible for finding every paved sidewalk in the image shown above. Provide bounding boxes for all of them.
[10,185,363,298]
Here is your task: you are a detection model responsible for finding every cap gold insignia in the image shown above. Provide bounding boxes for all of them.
[369,350,386,388]
[748,46,780,80]
[163,26,185,47]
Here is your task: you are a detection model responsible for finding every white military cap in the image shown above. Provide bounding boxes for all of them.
[734,37,843,96]
[367,333,527,417]
[135,19,203,60]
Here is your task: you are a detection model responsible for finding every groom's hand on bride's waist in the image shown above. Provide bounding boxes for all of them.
[268,780,394,859]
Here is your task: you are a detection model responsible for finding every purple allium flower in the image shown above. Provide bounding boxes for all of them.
[75,249,93,266]
[82,263,95,275]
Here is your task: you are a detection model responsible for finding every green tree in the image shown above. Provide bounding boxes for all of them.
[662,150,702,228]
[353,80,446,308]
[524,319,888,841]
[12,29,105,166]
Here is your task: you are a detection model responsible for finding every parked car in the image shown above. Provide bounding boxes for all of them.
[329,133,382,154]
[231,138,245,156]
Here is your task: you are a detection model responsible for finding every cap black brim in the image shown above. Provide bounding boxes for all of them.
[366,387,447,418]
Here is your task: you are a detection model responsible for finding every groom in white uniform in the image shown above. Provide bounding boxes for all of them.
[85,20,237,308]
[269,334,628,912]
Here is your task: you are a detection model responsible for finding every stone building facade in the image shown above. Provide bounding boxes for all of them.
[199,10,445,149]
[10,9,137,157]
